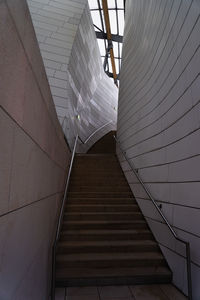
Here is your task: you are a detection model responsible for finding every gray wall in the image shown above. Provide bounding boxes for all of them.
[0,0,70,299]
[117,0,200,298]
[27,0,118,150]
[27,0,86,124]
[66,3,118,151]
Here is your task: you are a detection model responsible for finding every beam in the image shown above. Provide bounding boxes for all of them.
[102,0,118,86]
[95,31,123,43]
[105,71,119,79]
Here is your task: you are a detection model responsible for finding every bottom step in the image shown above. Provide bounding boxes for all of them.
[56,266,172,287]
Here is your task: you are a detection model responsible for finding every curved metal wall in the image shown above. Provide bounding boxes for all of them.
[27,0,118,151]
[117,0,200,298]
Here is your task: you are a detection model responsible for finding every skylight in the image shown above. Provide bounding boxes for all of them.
[88,0,125,84]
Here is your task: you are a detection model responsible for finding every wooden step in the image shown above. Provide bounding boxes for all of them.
[69,186,131,192]
[56,252,166,268]
[59,229,154,241]
[69,180,128,186]
[69,185,131,194]
[70,174,126,179]
[65,204,139,213]
[56,266,172,287]
[62,219,147,230]
[57,240,159,254]
[67,198,136,205]
[68,192,133,198]
[64,212,144,221]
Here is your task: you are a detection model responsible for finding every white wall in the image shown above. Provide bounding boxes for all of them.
[27,0,86,123]
[66,3,118,151]
[27,0,118,150]
[0,0,70,298]
[117,0,200,299]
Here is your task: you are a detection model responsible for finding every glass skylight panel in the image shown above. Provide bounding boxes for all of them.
[108,0,116,9]
[118,10,124,35]
[113,42,118,58]
[116,0,124,9]
[115,59,119,74]
[108,10,117,34]
[108,58,112,72]
[88,0,125,81]
[97,39,106,56]
[119,43,123,57]
[88,0,98,9]
[91,10,103,31]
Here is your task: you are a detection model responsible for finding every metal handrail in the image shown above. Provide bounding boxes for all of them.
[114,136,192,300]
[78,120,113,145]
[51,135,78,300]
[61,116,113,147]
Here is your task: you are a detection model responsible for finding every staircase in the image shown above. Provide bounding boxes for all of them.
[55,133,172,287]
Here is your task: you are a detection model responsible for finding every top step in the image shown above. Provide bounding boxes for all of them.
[87,131,116,154]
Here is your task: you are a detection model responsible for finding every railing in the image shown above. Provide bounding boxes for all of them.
[114,136,192,300]
[61,116,113,150]
[51,120,113,299]
[78,120,113,145]
[51,135,78,300]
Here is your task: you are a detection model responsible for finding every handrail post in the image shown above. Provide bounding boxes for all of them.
[114,135,192,300]
[186,242,193,300]
[51,244,56,300]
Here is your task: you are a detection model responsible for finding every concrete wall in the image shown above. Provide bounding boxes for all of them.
[27,0,118,150]
[117,0,200,298]
[0,0,70,299]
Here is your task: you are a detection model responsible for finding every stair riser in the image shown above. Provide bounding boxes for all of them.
[57,244,159,254]
[69,187,131,192]
[64,214,143,221]
[72,164,121,169]
[71,169,122,173]
[67,199,136,205]
[68,193,133,198]
[69,182,128,186]
[69,186,130,194]
[55,274,172,287]
[62,223,148,230]
[71,172,124,176]
[60,232,153,241]
[56,259,166,268]
[70,175,126,180]
[65,206,139,213]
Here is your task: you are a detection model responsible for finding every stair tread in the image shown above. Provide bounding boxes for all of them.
[68,198,135,200]
[56,251,163,262]
[76,154,116,157]
[65,212,141,215]
[56,266,171,279]
[66,204,137,207]
[68,192,133,194]
[60,229,151,234]
[63,220,145,225]
[58,240,157,247]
